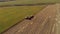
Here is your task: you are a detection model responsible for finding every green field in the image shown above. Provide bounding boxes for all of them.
[0,0,60,6]
[0,5,46,33]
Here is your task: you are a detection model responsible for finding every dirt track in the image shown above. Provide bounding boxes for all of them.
[55,3,60,34]
[2,4,57,34]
